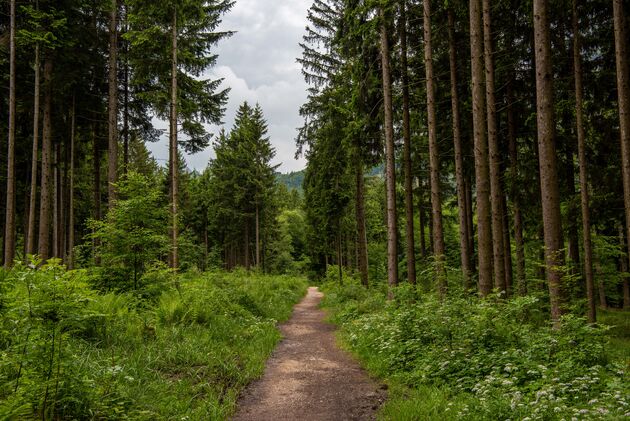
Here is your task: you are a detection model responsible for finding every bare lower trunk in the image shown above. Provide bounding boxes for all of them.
[256,203,260,268]
[483,0,506,293]
[38,58,54,261]
[380,7,398,294]
[613,0,630,295]
[448,8,471,286]
[92,123,102,265]
[619,224,629,310]
[4,0,17,267]
[53,143,59,258]
[108,0,118,209]
[170,9,179,270]
[68,98,75,269]
[418,177,427,258]
[355,158,369,287]
[573,0,595,322]
[400,0,416,285]
[470,0,493,296]
[502,194,513,295]
[534,0,565,326]
[27,44,41,256]
[507,77,526,295]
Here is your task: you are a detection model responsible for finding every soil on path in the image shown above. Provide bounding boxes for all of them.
[232,286,386,421]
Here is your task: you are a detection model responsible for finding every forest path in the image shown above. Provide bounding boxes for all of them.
[232,286,386,421]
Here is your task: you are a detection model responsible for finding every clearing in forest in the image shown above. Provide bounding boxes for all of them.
[233,287,386,420]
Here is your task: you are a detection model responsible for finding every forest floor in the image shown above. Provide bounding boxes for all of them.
[232,286,387,420]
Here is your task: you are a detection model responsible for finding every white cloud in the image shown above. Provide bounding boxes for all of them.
[147,0,312,173]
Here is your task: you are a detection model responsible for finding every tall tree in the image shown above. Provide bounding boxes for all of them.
[572,0,595,323]
[613,0,630,283]
[424,0,446,295]
[470,0,493,296]
[400,0,416,284]
[380,6,398,293]
[26,41,41,256]
[534,0,565,325]
[448,7,472,287]
[4,0,17,267]
[108,0,118,209]
[38,58,54,261]
[483,0,506,293]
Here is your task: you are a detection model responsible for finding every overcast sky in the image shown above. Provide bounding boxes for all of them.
[147,0,312,174]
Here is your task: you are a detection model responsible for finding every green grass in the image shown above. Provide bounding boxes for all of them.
[599,307,630,363]
[0,266,307,420]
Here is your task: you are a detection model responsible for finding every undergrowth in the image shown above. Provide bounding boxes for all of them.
[0,261,307,420]
[321,279,630,420]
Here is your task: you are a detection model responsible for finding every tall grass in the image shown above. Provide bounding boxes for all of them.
[0,263,307,420]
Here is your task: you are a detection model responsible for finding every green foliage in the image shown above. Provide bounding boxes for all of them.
[0,264,307,419]
[321,281,630,420]
[89,172,169,290]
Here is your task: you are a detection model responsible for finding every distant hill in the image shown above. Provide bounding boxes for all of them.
[277,170,305,192]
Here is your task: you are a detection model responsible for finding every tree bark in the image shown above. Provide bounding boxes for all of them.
[470,0,493,296]
[38,58,54,261]
[448,8,472,287]
[123,4,129,173]
[27,44,41,256]
[170,8,179,270]
[502,193,513,295]
[534,0,565,326]
[4,0,17,267]
[482,0,506,293]
[418,177,427,258]
[256,202,261,268]
[53,143,59,258]
[465,175,475,273]
[380,7,398,294]
[573,0,595,322]
[356,158,369,287]
[613,0,630,286]
[400,0,416,285]
[68,98,75,269]
[620,223,630,310]
[507,76,526,295]
[108,0,118,209]
[92,122,102,265]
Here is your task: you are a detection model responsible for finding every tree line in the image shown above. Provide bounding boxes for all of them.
[0,0,302,281]
[298,0,630,323]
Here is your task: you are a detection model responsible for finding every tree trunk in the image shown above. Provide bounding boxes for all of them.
[595,259,607,309]
[448,8,471,286]
[27,44,41,257]
[380,7,398,294]
[53,143,59,258]
[483,0,506,293]
[573,0,595,322]
[355,157,369,287]
[92,123,102,265]
[620,224,630,310]
[502,193,513,295]
[424,0,446,296]
[337,230,343,284]
[613,0,630,286]
[108,0,118,209]
[123,4,129,173]
[170,8,179,270]
[470,0,493,296]
[400,0,416,285]
[256,202,260,268]
[534,0,565,326]
[3,0,16,267]
[418,177,427,258]
[465,175,475,274]
[507,76,526,295]
[68,98,75,269]
[244,221,250,270]
[38,58,54,261]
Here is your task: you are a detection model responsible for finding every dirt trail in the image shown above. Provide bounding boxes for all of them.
[232,286,386,421]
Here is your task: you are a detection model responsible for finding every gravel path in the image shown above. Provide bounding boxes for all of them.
[232,286,386,420]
